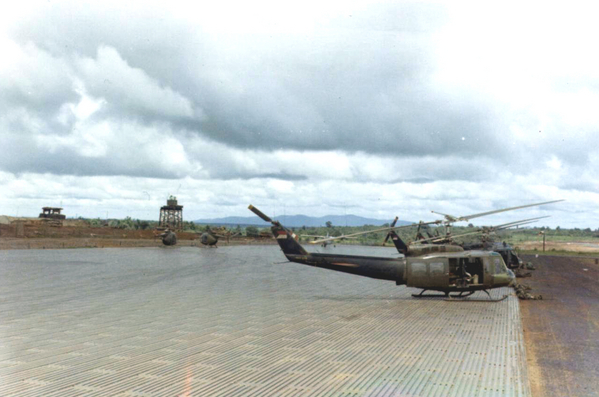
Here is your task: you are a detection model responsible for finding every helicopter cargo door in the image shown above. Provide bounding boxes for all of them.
[427,261,449,288]
[406,260,448,288]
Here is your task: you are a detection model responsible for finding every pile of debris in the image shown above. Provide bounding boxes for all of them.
[515,261,536,278]
[512,282,543,300]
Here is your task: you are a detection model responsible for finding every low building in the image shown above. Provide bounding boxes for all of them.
[39,207,66,220]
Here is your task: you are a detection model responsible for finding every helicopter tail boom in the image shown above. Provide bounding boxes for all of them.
[271,224,309,256]
[249,205,405,283]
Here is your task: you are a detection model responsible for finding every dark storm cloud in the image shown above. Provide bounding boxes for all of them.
[1,2,596,228]
[4,1,507,162]
[1,137,181,179]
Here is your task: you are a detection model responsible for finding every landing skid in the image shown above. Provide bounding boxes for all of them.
[412,289,449,298]
[445,290,509,302]
[412,289,508,302]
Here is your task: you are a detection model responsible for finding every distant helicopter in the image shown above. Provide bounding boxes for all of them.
[200,226,240,247]
[386,216,548,274]
[385,216,549,270]
[308,200,563,247]
[300,232,356,247]
[156,228,177,246]
[249,205,522,301]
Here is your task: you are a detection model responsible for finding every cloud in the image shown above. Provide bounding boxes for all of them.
[0,1,598,227]
[3,1,509,157]
[0,171,587,228]
[76,46,199,121]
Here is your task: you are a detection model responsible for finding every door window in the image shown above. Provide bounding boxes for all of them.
[412,262,426,276]
[430,262,444,276]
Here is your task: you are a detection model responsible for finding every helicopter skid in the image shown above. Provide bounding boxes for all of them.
[445,294,509,302]
[411,289,449,298]
[412,289,508,302]
[411,293,448,298]
[445,289,509,302]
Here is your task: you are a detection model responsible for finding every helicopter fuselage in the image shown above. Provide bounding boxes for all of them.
[271,223,514,294]
[200,232,219,246]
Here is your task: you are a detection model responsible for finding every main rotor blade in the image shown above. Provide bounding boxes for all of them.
[494,219,544,231]
[248,204,275,224]
[432,199,564,223]
[413,229,483,244]
[491,215,551,230]
[430,211,458,222]
[311,220,441,244]
[413,216,550,245]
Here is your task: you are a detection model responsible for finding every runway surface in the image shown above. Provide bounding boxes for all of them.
[0,246,529,396]
[520,254,599,397]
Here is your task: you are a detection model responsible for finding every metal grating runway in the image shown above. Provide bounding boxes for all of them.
[0,246,530,396]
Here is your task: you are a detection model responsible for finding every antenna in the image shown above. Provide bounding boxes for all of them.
[344,203,347,227]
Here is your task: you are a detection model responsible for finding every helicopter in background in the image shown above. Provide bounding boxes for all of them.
[155,228,177,246]
[385,216,549,271]
[249,205,519,300]
[308,200,563,247]
[300,232,357,247]
[200,226,240,247]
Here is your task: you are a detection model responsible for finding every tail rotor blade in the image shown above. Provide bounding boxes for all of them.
[383,233,392,245]
[383,217,398,245]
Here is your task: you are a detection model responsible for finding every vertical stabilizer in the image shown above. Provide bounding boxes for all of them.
[248,204,309,257]
[389,231,408,255]
[271,224,309,256]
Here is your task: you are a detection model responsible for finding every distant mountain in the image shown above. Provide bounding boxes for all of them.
[194,214,412,228]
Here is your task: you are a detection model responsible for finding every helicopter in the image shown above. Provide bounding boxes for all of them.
[385,216,549,276]
[308,200,563,247]
[385,216,549,270]
[300,232,357,247]
[200,226,240,247]
[155,228,177,246]
[249,204,520,301]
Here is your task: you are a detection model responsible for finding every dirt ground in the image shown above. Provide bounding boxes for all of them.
[520,254,599,397]
[517,241,599,253]
[0,223,273,250]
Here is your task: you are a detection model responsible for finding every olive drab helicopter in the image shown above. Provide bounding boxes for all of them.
[388,216,550,270]
[155,228,177,246]
[200,226,240,247]
[248,200,562,301]
[307,200,563,247]
[385,217,549,283]
[299,232,357,247]
[249,206,515,301]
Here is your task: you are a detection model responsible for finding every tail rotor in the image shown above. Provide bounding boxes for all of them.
[383,217,398,245]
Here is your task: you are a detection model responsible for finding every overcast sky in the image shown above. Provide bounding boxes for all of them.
[1,1,597,228]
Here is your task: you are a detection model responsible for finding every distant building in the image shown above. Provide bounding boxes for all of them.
[159,196,183,230]
[39,207,66,220]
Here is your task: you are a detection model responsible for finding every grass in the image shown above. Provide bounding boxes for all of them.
[517,249,599,258]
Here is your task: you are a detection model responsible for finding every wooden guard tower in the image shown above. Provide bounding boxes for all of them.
[39,207,66,220]
[159,196,183,230]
